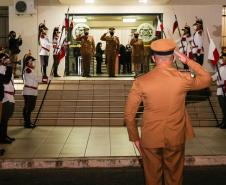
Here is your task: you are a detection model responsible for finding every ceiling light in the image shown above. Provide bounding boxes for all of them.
[139,0,148,3]
[85,0,95,3]
[74,18,87,23]
[123,18,136,23]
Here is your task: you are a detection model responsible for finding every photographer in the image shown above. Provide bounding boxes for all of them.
[0,53,16,144]
[8,31,22,78]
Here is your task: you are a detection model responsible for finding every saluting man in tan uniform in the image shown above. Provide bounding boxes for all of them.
[76,27,95,77]
[100,27,120,77]
[124,39,211,185]
[130,32,144,76]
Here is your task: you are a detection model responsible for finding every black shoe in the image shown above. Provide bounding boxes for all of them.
[0,149,5,156]
[7,136,15,141]
[0,138,12,144]
[24,123,36,129]
[220,124,226,129]
[54,74,61,77]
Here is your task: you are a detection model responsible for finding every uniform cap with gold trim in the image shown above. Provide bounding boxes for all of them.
[150,39,176,55]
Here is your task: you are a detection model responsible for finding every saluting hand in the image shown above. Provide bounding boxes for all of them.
[174,50,188,64]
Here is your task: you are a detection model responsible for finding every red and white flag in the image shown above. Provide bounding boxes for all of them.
[207,38,220,66]
[172,19,178,34]
[155,16,163,36]
[57,46,65,62]
[156,17,164,32]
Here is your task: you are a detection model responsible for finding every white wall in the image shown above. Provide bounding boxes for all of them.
[8,4,222,75]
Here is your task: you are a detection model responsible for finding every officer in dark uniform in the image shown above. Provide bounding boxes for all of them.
[100,27,120,77]
[8,31,22,78]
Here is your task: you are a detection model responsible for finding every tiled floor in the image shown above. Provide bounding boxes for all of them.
[0,126,226,159]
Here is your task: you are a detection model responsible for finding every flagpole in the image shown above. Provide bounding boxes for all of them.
[174,14,188,68]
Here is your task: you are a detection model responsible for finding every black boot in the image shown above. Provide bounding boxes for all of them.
[220,123,226,129]
[0,149,5,156]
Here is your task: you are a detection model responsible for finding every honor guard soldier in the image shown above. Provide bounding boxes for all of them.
[192,17,204,65]
[0,53,16,144]
[101,27,120,77]
[76,27,95,77]
[130,32,144,76]
[212,50,226,129]
[124,39,211,185]
[179,25,193,69]
[52,27,61,77]
[0,53,7,154]
[38,23,51,83]
[8,31,22,78]
[22,55,37,129]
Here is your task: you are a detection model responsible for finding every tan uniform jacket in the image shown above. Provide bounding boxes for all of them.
[124,59,211,148]
[130,38,144,57]
[76,35,95,56]
[100,33,119,54]
[130,38,144,64]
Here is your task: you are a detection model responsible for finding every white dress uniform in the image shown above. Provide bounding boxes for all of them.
[39,36,51,56]
[39,35,51,80]
[212,60,226,128]
[0,69,15,142]
[2,76,15,104]
[192,30,204,56]
[179,35,192,58]
[212,62,226,96]
[22,67,38,96]
[22,66,38,128]
[53,36,60,55]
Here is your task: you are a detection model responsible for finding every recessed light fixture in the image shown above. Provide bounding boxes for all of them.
[139,0,148,3]
[123,18,136,23]
[74,18,87,23]
[85,0,95,3]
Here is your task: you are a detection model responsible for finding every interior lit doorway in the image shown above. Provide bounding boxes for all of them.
[65,13,163,77]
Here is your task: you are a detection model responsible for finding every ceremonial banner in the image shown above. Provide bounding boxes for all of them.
[208,38,220,65]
